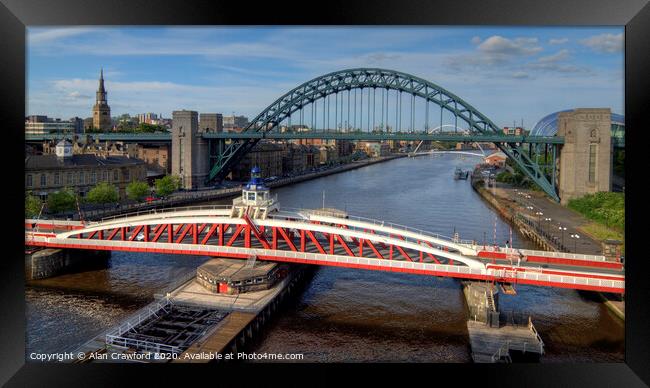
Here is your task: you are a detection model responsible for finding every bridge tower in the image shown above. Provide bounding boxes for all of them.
[557,108,612,204]
[231,166,280,219]
[171,110,209,190]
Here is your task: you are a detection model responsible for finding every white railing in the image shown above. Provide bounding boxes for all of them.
[106,298,172,339]
[487,267,624,290]
[529,320,545,354]
[100,204,234,222]
[479,245,611,262]
[105,335,181,355]
[491,341,510,363]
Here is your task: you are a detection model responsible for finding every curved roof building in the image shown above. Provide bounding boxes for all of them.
[530,110,625,147]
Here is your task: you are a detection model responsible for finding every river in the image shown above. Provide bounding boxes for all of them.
[26,154,624,362]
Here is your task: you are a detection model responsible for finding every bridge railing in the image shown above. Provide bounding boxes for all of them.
[99,204,234,223]
[333,213,476,246]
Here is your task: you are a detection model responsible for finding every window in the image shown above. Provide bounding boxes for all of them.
[113,170,119,181]
[101,170,107,181]
[40,174,46,186]
[588,144,597,183]
[27,175,32,187]
[124,170,130,181]
[54,173,60,185]
[247,192,256,201]
[67,173,73,185]
[91,172,97,184]
[79,171,84,185]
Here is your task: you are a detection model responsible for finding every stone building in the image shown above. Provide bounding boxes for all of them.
[171,110,209,189]
[282,143,307,174]
[231,140,284,180]
[223,115,249,132]
[137,145,170,173]
[319,145,339,164]
[92,69,112,131]
[557,108,612,204]
[361,142,390,157]
[42,138,139,159]
[25,140,146,200]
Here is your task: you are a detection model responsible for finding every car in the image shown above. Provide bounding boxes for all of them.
[135,233,145,241]
[145,196,158,203]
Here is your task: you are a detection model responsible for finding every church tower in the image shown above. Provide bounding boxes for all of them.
[92,68,112,131]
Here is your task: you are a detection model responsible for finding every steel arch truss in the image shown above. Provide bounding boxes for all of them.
[208,68,559,201]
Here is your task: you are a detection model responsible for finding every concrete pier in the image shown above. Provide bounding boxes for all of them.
[25,248,110,280]
[462,281,544,363]
[69,261,313,363]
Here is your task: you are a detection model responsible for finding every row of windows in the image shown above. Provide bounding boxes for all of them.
[26,169,139,187]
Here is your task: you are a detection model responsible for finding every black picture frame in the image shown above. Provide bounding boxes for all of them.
[1,0,648,386]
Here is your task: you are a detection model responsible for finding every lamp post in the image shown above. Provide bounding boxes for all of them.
[570,233,580,253]
[558,226,567,248]
[535,211,544,229]
[544,217,552,235]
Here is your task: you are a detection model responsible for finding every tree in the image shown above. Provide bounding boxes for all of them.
[47,188,77,213]
[25,192,43,218]
[155,175,181,197]
[126,180,150,202]
[86,182,119,204]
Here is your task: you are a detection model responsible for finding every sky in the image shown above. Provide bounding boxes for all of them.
[27,26,624,129]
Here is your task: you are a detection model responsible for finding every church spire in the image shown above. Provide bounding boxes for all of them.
[98,67,106,94]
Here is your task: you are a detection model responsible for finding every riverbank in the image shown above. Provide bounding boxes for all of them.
[470,174,625,321]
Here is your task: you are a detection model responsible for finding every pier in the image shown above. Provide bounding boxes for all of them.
[462,281,544,363]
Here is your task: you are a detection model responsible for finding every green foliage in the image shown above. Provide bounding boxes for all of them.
[25,192,43,218]
[494,169,532,188]
[155,175,181,197]
[114,122,166,133]
[568,192,625,231]
[126,180,150,201]
[47,188,77,213]
[86,182,119,204]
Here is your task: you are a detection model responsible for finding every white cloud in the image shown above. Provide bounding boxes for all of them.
[477,36,542,56]
[549,38,569,45]
[471,36,481,44]
[28,27,96,44]
[537,49,570,63]
[579,33,623,54]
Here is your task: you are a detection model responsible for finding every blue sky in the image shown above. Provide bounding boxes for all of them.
[27,26,624,128]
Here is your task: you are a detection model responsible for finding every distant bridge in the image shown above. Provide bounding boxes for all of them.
[25,131,563,144]
[410,150,486,158]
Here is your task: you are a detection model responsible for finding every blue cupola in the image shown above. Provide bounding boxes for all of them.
[245,166,267,190]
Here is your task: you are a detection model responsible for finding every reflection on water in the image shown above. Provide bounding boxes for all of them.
[26,154,623,362]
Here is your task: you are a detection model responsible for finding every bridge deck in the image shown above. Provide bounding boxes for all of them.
[24,208,624,294]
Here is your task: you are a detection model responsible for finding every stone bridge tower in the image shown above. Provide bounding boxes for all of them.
[171,110,208,190]
[557,108,612,204]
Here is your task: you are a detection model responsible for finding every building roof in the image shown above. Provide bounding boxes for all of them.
[530,110,625,137]
[485,151,507,160]
[198,258,279,282]
[25,154,144,170]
